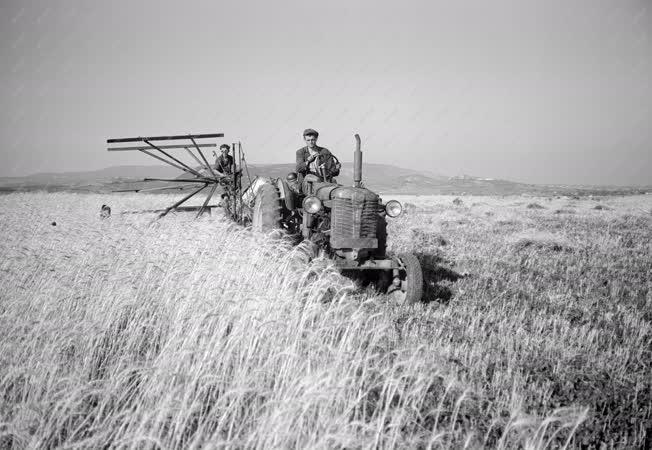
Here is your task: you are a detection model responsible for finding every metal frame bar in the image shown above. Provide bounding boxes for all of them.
[144,140,204,178]
[238,143,244,223]
[158,184,208,218]
[185,146,211,174]
[333,258,400,270]
[190,137,218,179]
[107,143,216,151]
[196,183,218,218]
[240,142,253,189]
[196,148,218,178]
[107,133,224,143]
[139,149,193,174]
[232,142,238,219]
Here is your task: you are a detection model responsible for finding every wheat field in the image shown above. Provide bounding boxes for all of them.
[0,192,650,449]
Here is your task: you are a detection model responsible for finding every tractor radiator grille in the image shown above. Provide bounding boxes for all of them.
[330,197,378,248]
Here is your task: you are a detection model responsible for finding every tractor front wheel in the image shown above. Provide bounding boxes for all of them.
[390,253,423,304]
[252,183,282,232]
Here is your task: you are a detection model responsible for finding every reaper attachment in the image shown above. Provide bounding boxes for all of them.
[107,133,252,220]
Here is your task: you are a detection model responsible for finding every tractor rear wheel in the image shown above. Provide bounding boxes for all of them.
[390,253,423,304]
[252,183,282,232]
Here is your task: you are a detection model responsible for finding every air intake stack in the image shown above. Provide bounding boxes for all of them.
[353,134,362,187]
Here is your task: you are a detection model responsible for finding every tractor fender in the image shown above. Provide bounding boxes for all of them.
[276,178,297,211]
[241,176,271,207]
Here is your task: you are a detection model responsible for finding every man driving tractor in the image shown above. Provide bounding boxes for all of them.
[295,128,341,183]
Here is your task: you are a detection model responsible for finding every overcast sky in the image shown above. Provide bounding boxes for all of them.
[1,0,650,185]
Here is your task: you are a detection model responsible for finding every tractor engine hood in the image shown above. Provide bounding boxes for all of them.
[312,184,379,204]
[329,186,379,203]
[326,186,380,251]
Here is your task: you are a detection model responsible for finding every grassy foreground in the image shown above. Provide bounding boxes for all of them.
[0,192,650,448]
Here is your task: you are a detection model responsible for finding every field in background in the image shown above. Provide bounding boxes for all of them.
[0,192,650,448]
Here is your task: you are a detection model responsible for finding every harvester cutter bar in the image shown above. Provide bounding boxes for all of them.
[112,184,196,193]
[121,205,220,215]
[143,177,214,183]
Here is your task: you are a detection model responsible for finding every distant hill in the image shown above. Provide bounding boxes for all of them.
[0,163,649,197]
[242,164,649,196]
[244,163,449,193]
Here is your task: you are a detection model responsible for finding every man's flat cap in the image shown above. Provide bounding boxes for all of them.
[303,128,319,137]
[219,144,230,151]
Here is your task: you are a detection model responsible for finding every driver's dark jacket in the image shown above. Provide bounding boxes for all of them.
[295,146,340,179]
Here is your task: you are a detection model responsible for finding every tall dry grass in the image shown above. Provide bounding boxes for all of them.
[0,192,650,448]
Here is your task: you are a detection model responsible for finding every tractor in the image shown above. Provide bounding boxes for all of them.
[245,134,423,304]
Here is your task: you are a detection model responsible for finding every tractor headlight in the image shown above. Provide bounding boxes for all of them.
[303,196,323,214]
[385,200,403,218]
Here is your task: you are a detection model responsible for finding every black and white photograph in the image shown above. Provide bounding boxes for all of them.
[1,0,651,448]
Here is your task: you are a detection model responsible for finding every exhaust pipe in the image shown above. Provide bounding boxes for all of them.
[353,134,362,187]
